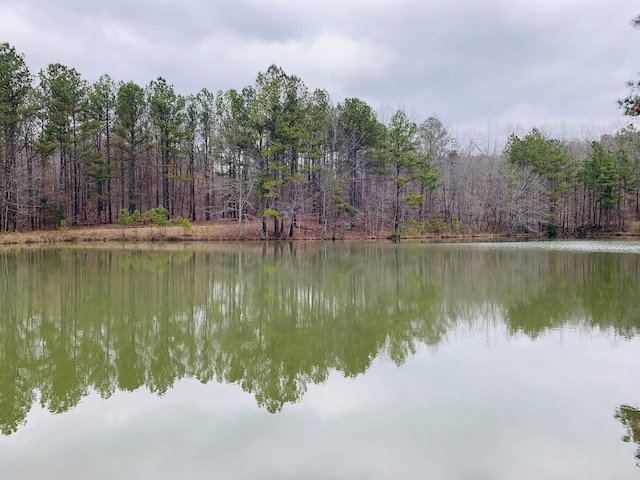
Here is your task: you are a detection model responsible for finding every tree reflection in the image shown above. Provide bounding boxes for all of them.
[616,404,640,467]
[0,243,638,435]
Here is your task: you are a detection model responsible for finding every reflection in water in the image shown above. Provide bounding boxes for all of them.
[0,242,639,437]
[616,405,640,467]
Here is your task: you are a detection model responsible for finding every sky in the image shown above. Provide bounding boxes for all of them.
[1,0,639,144]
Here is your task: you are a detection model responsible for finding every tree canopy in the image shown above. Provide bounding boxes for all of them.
[0,42,638,237]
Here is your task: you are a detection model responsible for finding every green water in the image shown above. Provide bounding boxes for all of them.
[0,241,639,479]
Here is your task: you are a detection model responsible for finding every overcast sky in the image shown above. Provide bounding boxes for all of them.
[1,0,639,142]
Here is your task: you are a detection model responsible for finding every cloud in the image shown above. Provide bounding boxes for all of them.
[1,0,639,136]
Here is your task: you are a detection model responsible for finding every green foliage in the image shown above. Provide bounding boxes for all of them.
[263,179,282,199]
[433,219,448,232]
[40,198,64,228]
[577,136,640,228]
[118,206,176,227]
[117,209,131,226]
[413,156,441,191]
[172,216,193,230]
[0,43,32,231]
[333,184,354,214]
[144,206,170,226]
[338,98,385,150]
[380,110,421,175]
[579,141,620,213]
[132,209,144,224]
[38,63,87,143]
[615,404,640,467]
[547,223,560,238]
[0,42,31,126]
[263,208,280,219]
[408,217,427,233]
[147,77,186,210]
[505,128,574,232]
[2,41,640,237]
[377,109,441,232]
[247,64,316,214]
[394,224,407,237]
[88,74,115,123]
[115,81,146,148]
[619,80,640,116]
[405,193,424,210]
[118,209,138,226]
[407,218,446,234]
[506,129,573,180]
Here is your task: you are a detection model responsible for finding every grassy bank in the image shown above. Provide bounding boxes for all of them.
[0,220,638,246]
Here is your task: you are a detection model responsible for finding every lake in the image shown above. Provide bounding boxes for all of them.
[0,240,639,479]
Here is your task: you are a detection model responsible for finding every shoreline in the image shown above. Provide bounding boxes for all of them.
[0,221,638,246]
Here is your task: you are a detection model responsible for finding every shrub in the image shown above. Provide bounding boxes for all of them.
[41,197,64,228]
[548,224,560,238]
[119,206,190,230]
[143,206,170,226]
[433,219,448,232]
[173,216,193,230]
[118,209,133,226]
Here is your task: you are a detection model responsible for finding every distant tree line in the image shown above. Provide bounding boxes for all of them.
[1,42,640,237]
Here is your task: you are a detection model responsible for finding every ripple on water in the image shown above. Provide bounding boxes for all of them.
[442,240,640,254]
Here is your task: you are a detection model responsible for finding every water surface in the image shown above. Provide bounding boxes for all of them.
[0,241,639,479]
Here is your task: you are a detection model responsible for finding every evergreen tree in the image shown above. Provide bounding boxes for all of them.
[0,43,31,231]
[115,81,147,213]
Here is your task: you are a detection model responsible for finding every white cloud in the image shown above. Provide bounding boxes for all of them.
[0,5,35,41]
[102,22,146,49]
[0,0,639,136]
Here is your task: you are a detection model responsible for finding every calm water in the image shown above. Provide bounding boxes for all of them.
[0,241,639,479]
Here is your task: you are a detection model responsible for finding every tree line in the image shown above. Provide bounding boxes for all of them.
[1,42,640,237]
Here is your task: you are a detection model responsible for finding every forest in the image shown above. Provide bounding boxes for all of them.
[1,41,640,238]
